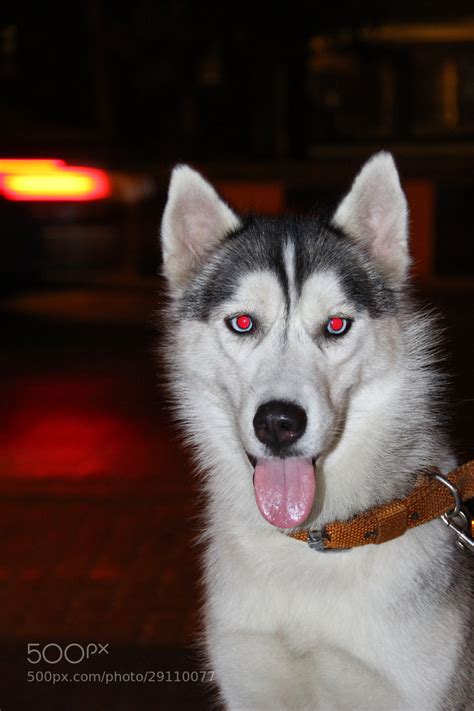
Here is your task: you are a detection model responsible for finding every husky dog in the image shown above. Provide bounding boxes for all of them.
[160,153,472,710]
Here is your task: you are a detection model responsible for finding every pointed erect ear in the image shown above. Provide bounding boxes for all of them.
[161,165,241,290]
[332,152,409,282]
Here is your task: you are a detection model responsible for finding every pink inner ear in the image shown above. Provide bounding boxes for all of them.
[367,206,389,240]
[162,164,241,287]
[183,213,215,257]
[333,153,408,281]
[367,207,400,259]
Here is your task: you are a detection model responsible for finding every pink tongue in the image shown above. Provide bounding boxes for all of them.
[253,458,315,529]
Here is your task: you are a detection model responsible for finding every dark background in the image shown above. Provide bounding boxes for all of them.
[0,2,473,709]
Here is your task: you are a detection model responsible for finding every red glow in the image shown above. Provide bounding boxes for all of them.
[0,159,111,201]
[2,410,137,477]
[329,317,344,332]
[0,375,181,479]
[236,315,251,330]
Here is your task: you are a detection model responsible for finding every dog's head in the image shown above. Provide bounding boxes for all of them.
[160,154,435,530]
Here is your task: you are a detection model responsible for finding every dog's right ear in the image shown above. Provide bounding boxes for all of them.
[161,165,241,291]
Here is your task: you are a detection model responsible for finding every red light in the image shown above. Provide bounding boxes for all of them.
[0,376,148,477]
[0,159,111,201]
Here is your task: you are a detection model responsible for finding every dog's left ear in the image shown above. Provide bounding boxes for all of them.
[161,165,241,291]
[333,152,409,281]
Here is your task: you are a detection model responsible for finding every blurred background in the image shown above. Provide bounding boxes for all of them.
[1,1,474,709]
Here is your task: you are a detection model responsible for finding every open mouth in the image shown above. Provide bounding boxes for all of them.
[247,454,316,529]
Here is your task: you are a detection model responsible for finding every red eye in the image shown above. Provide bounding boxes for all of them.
[326,317,350,336]
[228,314,254,333]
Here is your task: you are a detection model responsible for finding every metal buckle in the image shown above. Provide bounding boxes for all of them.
[432,473,474,555]
[307,529,352,553]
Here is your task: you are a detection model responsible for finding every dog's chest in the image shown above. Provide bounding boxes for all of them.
[208,523,462,709]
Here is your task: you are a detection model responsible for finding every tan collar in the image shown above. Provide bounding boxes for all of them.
[287,461,474,553]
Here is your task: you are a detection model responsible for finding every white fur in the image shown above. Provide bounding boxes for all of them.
[161,155,469,710]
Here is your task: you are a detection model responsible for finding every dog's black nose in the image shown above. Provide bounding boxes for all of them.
[253,401,307,452]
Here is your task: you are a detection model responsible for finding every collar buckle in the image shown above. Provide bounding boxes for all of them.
[307,529,352,553]
[432,472,474,555]
[441,511,474,554]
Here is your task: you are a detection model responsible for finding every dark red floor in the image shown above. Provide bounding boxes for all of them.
[0,306,213,710]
